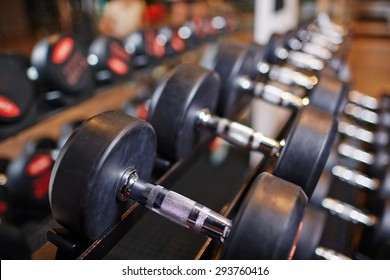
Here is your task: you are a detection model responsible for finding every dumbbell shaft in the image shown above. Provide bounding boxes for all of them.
[338,143,375,165]
[315,247,351,260]
[343,103,379,125]
[257,62,318,90]
[197,109,283,157]
[321,197,377,227]
[331,165,380,191]
[348,90,379,111]
[237,76,309,110]
[338,121,375,144]
[277,48,325,71]
[117,168,232,241]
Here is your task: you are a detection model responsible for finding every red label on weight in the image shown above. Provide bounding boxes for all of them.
[109,41,130,62]
[0,96,21,118]
[32,171,51,199]
[52,37,74,64]
[171,33,185,52]
[0,201,8,215]
[26,154,53,177]
[108,57,129,76]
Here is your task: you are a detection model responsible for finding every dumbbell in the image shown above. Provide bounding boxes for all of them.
[264,32,328,72]
[309,172,390,254]
[212,41,347,117]
[88,36,132,84]
[337,119,390,152]
[215,41,390,135]
[124,28,166,68]
[5,138,57,221]
[322,198,389,254]
[294,206,352,260]
[147,63,337,198]
[49,110,307,259]
[28,34,95,107]
[0,54,38,139]
[343,101,390,129]
[310,164,390,207]
[336,142,389,178]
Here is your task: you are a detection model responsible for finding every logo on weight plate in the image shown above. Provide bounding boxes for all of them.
[52,37,74,64]
[0,96,21,118]
[26,154,53,177]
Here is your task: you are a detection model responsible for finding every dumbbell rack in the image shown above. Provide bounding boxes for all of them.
[31,95,295,260]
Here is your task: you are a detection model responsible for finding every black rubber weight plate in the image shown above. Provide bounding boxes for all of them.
[222,172,307,259]
[89,36,131,77]
[309,67,349,116]
[50,111,156,240]
[294,206,327,260]
[213,42,250,117]
[31,35,94,95]
[0,56,35,123]
[147,63,220,162]
[273,106,337,199]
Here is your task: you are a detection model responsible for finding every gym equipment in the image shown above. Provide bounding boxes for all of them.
[337,142,389,178]
[294,206,351,260]
[0,54,36,124]
[49,110,307,259]
[309,172,390,253]
[212,42,347,117]
[29,34,95,99]
[147,63,337,197]
[88,36,132,84]
[5,138,56,218]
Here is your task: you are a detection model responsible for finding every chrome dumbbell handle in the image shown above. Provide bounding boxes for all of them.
[285,50,325,71]
[117,168,232,242]
[348,90,379,111]
[257,62,318,90]
[237,76,309,110]
[315,247,351,260]
[197,109,283,158]
[337,143,375,165]
[344,103,379,125]
[338,121,375,144]
[321,198,377,226]
[331,164,380,191]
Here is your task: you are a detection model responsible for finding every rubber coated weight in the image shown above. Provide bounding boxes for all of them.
[50,111,156,239]
[293,206,327,259]
[6,140,55,211]
[147,63,219,162]
[31,34,94,95]
[263,33,285,64]
[308,68,349,115]
[157,26,186,56]
[0,56,35,124]
[57,120,85,150]
[88,36,131,83]
[223,173,307,259]
[0,223,30,259]
[248,42,348,116]
[213,42,255,117]
[273,106,337,198]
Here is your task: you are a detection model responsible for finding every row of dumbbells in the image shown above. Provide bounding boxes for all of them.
[259,16,390,259]
[0,120,86,228]
[0,14,236,140]
[2,14,386,260]
[46,15,355,259]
